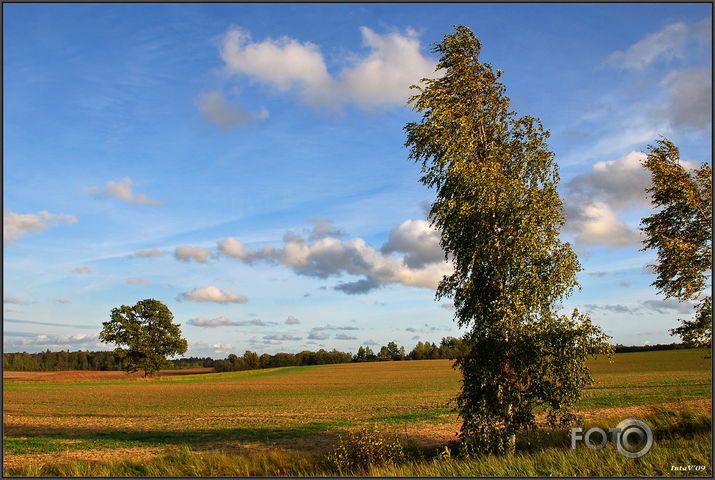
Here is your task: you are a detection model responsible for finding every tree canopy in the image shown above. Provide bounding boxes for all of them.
[641,138,712,347]
[404,25,611,455]
[99,298,188,376]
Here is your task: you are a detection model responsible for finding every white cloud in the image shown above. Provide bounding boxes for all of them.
[308,329,329,340]
[188,316,244,328]
[175,245,212,263]
[642,298,694,314]
[73,265,95,274]
[606,21,690,70]
[178,285,248,304]
[4,296,33,304]
[11,333,98,347]
[196,90,268,129]
[126,277,149,286]
[564,201,643,249]
[339,26,438,109]
[217,237,275,263]
[55,297,71,304]
[3,209,77,243]
[335,333,357,340]
[134,248,165,258]
[565,151,651,211]
[285,315,300,325]
[661,67,712,131]
[263,334,302,342]
[188,316,268,328]
[381,219,444,268]
[88,177,161,206]
[218,25,437,110]
[218,218,452,295]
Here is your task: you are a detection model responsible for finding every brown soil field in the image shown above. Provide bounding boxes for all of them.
[3,368,213,382]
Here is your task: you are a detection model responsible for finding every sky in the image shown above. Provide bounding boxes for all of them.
[3,3,712,358]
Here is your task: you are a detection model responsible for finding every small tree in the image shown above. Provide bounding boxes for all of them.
[99,298,188,376]
[404,26,612,455]
[641,138,712,347]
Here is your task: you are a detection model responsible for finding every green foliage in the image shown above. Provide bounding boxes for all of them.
[99,298,188,376]
[405,25,612,455]
[641,138,712,348]
[642,138,713,346]
[324,425,406,474]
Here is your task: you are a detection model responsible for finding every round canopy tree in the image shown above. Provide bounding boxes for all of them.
[99,298,188,376]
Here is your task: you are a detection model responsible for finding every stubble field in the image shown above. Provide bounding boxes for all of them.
[3,349,712,476]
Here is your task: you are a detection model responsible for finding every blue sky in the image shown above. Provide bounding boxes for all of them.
[4,3,712,357]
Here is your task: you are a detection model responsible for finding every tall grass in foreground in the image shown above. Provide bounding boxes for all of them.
[5,406,711,477]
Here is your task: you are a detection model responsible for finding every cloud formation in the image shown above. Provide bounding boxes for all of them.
[308,329,329,340]
[381,219,444,268]
[196,90,268,129]
[134,248,165,258]
[178,286,248,304]
[88,177,161,206]
[9,333,98,347]
[661,67,712,131]
[285,316,300,325]
[4,210,77,243]
[188,316,265,327]
[175,245,212,263]
[218,26,437,110]
[334,333,357,340]
[642,298,694,314]
[217,218,451,295]
[126,277,149,286]
[605,18,710,71]
[73,266,95,274]
[563,151,649,249]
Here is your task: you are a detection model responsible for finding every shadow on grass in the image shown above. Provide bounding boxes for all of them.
[3,420,349,455]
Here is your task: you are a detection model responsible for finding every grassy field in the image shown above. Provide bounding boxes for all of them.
[3,349,712,476]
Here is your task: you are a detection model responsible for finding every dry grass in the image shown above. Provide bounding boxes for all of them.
[3,349,711,473]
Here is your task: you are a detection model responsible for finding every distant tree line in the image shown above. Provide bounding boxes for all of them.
[2,339,690,372]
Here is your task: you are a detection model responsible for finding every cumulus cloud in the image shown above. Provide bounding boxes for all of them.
[605,18,710,71]
[563,151,650,249]
[196,90,268,129]
[10,333,98,347]
[363,339,378,345]
[4,210,77,243]
[381,219,444,268]
[306,218,345,241]
[218,25,437,110]
[314,324,359,331]
[88,177,160,206]
[217,217,452,295]
[263,334,302,342]
[189,316,246,327]
[565,151,651,210]
[217,237,276,263]
[308,329,329,340]
[606,22,690,70]
[583,303,640,314]
[565,201,643,249]
[285,316,300,325]
[55,297,71,304]
[3,296,33,304]
[175,245,212,263]
[73,266,95,274]
[178,286,248,304]
[642,298,694,314]
[335,333,357,340]
[661,67,712,131]
[126,277,149,286]
[134,248,165,258]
